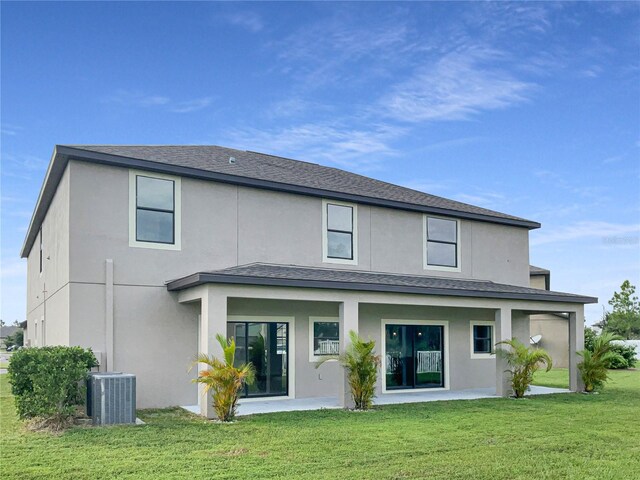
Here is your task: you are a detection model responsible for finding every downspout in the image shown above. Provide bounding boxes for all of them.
[105,259,114,371]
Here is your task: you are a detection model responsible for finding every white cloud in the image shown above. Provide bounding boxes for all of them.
[226,122,404,170]
[0,259,26,280]
[379,48,535,122]
[531,221,640,246]
[222,11,264,33]
[1,123,21,136]
[2,153,47,172]
[103,90,213,113]
[170,97,214,114]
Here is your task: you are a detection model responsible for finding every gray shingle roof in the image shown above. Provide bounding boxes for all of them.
[166,263,597,304]
[529,265,550,275]
[0,326,20,338]
[63,145,538,226]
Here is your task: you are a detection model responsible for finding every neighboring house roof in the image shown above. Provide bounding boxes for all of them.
[166,263,598,304]
[19,320,28,330]
[529,265,551,275]
[21,144,541,257]
[0,326,20,338]
[529,264,551,290]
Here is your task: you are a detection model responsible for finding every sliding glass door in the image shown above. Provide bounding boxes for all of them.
[228,321,289,398]
[385,324,444,389]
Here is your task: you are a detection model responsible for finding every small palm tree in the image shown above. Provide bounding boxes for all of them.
[497,338,552,398]
[191,334,255,422]
[578,332,623,393]
[317,330,381,410]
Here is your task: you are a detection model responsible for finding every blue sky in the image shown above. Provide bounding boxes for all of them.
[1,1,639,325]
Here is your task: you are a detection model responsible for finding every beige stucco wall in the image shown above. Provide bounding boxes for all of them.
[25,165,71,346]
[530,314,569,368]
[530,275,547,290]
[63,160,531,286]
[24,159,543,408]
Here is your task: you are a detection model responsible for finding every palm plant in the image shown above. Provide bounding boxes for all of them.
[578,332,623,393]
[317,330,381,410]
[191,334,255,422]
[497,338,552,398]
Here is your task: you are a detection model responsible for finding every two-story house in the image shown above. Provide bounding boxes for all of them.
[22,145,596,417]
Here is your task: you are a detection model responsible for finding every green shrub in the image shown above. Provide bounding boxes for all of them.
[607,343,637,369]
[584,327,597,352]
[497,338,552,398]
[584,328,636,369]
[7,346,97,425]
[578,332,623,392]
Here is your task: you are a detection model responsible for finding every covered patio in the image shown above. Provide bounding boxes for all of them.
[181,384,570,416]
[168,263,596,419]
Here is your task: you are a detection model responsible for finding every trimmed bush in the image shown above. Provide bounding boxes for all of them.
[7,346,97,425]
[608,343,638,369]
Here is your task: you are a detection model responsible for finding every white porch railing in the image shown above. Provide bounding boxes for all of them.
[416,350,441,374]
[315,339,340,355]
[386,351,442,373]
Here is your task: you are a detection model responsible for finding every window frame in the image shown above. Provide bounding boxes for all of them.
[39,227,43,274]
[129,170,181,250]
[423,215,461,272]
[470,321,494,359]
[322,199,358,265]
[308,317,340,362]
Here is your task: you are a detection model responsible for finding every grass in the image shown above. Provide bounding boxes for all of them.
[2,370,639,480]
[533,367,570,388]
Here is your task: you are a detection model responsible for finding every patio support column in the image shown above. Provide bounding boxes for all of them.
[568,308,585,392]
[198,287,227,419]
[494,307,512,397]
[338,298,359,409]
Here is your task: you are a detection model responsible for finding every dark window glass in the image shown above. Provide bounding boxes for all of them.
[313,322,339,356]
[473,325,493,354]
[327,231,352,259]
[39,227,43,273]
[426,217,457,267]
[326,204,353,259]
[227,322,289,398]
[385,324,444,389]
[136,176,175,244]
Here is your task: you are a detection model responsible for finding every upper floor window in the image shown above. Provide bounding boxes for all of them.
[424,216,459,270]
[129,171,181,250]
[322,200,357,264]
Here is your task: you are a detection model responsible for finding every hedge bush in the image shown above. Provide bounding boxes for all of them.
[585,328,637,369]
[7,346,97,423]
[608,343,638,369]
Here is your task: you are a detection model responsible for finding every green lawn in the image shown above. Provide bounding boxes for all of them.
[533,367,570,389]
[1,370,639,480]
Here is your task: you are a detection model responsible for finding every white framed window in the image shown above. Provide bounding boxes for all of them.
[470,321,494,359]
[129,170,181,250]
[309,317,340,362]
[39,227,43,274]
[423,215,460,271]
[322,199,357,265]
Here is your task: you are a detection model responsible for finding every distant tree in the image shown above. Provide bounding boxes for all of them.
[600,281,640,340]
[5,330,24,350]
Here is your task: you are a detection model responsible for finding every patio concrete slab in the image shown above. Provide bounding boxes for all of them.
[181,385,570,417]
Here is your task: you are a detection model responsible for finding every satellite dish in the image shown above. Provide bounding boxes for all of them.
[530,334,542,345]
